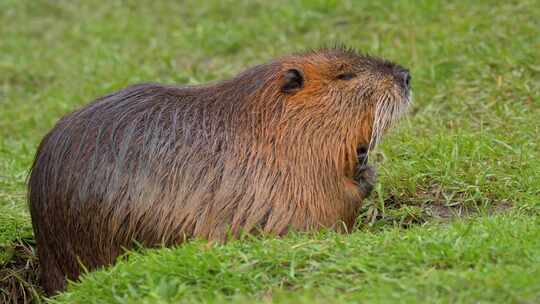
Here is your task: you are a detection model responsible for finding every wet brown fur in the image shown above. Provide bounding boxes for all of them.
[28,47,410,295]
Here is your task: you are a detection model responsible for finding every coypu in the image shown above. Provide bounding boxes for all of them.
[28,47,411,294]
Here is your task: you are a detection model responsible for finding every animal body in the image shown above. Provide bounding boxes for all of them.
[28,47,411,294]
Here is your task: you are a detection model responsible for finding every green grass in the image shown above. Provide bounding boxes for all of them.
[0,0,539,303]
[53,214,540,304]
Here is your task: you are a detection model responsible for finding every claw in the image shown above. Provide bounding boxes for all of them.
[357,144,369,165]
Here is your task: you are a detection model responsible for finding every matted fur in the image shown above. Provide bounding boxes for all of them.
[28,47,410,294]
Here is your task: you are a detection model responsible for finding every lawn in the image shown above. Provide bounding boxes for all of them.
[1,0,539,303]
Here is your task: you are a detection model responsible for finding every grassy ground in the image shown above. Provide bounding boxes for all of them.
[1,0,539,303]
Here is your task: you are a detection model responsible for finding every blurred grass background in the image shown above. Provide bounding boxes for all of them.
[0,0,539,303]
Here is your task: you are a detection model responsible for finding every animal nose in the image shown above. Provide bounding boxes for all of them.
[396,69,411,90]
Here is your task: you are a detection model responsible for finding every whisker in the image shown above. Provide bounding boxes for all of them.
[367,90,408,158]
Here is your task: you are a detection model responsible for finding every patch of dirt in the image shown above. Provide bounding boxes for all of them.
[417,184,512,220]
[0,238,43,304]
[425,200,512,220]
[358,183,513,229]
[424,203,473,220]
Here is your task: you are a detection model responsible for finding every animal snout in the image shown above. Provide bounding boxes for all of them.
[394,67,411,91]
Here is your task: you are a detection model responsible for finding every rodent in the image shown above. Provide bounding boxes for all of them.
[28,47,411,294]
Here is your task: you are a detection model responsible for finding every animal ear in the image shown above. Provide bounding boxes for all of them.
[281,69,304,93]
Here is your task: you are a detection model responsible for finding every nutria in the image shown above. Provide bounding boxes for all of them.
[28,47,411,294]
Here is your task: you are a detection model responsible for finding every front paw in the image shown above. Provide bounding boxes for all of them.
[353,164,377,198]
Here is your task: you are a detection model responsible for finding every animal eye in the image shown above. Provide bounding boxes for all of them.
[337,73,356,80]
